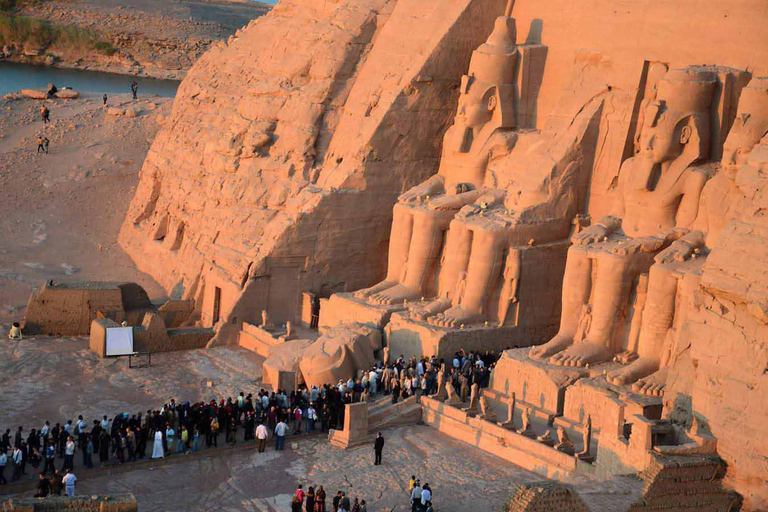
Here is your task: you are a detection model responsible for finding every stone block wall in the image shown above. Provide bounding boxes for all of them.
[24,282,125,336]
[1,494,137,512]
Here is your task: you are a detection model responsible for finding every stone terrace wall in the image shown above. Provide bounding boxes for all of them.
[1,494,137,512]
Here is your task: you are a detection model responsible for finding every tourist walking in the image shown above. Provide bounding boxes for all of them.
[151,430,164,459]
[62,437,75,471]
[41,106,50,124]
[34,472,50,497]
[275,419,287,451]
[315,485,326,512]
[420,483,432,509]
[0,449,6,484]
[131,81,138,100]
[256,422,268,453]
[306,486,315,512]
[103,93,108,106]
[62,469,76,497]
[410,481,421,512]
[373,432,384,465]
[43,137,49,154]
[36,136,45,154]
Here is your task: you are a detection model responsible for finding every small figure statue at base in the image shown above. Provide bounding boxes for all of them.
[555,426,575,455]
[537,429,555,447]
[445,381,463,405]
[497,393,516,430]
[479,396,498,422]
[576,415,594,461]
[463,383,480,415]
[519,407,536,438]
[430,364,448,401]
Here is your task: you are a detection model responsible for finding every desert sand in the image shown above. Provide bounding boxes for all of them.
[0,93,169,327]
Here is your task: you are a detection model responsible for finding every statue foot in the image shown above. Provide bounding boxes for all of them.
[411,298,451,322]
[548,340,612,367]
[606,357,660,386]
[612,350,639,365]
[430,306,483,328]
[529,333,573,361]
[354,280,397,299]
[632,367,669,397]
[369,284,420,305]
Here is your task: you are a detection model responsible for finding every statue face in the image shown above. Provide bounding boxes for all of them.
[640,102,690,164]
[456,75,495,129]
[722,113,767,167]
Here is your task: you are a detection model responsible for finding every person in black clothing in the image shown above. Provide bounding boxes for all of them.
[130,82,138,100]
[50,470,63,496]
[374,432,384,466]
[34,473,50,497]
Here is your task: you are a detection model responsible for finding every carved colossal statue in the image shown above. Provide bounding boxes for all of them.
[410,70,608,329]
[530,67,717,367]
[606,77,768,394]
[353,11,518,307]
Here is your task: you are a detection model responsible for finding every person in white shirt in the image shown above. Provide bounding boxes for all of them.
[410,482,421,509]
[100,416,110,431]
[10,447,22,482]
[40,422,50,439]
[421,483,432,506]
[307,405,316,433]
[64,437,76,471]
[274,420,288,451]
[62,469,77,496]
[255,423,268,453]
[0,450,7,484]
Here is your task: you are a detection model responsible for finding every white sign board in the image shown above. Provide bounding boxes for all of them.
[106,327,134,357]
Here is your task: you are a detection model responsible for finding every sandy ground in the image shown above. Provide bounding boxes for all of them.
[0,338,264,428]
[0,93,170,327]
[0,337,644,512]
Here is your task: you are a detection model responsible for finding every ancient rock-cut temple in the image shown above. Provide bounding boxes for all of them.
[119,0,768,509]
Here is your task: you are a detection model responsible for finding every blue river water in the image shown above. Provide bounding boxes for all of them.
[0,61,180,97]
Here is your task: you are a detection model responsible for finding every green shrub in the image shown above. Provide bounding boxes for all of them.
[0,12,106,54]
[94,40,117,56]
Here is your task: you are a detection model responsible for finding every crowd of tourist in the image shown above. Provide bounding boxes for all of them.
[290,484,369,512]
[0,348,499,508]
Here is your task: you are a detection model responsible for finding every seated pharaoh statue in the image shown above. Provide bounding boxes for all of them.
[529,66,717,367]
[409,80,605,329]
[352,13,518,306]
[605,77,768,395]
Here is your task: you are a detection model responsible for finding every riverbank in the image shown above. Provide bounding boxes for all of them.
[0,91,170,323]
[0,0,271,80]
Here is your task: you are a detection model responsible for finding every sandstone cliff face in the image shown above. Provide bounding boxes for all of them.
[664,141,768,511]
[120,0,507,332]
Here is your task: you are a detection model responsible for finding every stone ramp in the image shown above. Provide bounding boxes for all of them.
[367,394,422,432]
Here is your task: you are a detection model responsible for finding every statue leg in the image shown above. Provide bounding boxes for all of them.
[355,203,412,298]
[371,209,450,305]
[434,228,505,327]
[418,221,471,322]
[530,246,592,360]
[608,264,676,386]
[551,251,654,367]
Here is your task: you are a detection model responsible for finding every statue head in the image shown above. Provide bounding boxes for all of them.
[639,67,716,164]
[722,77,768,168]
[454,16,518,137]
